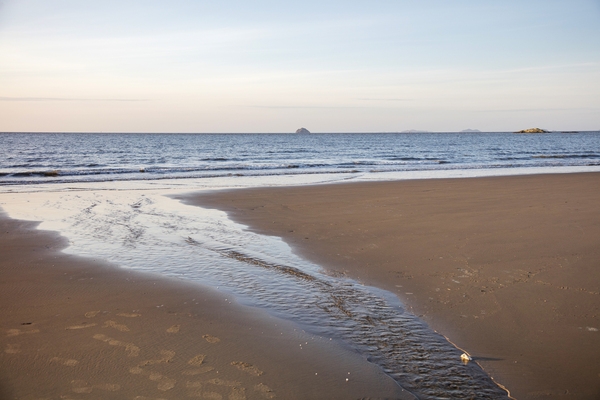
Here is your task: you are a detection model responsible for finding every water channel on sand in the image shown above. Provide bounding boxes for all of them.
[0,174,525,398]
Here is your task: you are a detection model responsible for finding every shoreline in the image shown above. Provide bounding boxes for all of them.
[186,172,600,400]
[0,211,408,399]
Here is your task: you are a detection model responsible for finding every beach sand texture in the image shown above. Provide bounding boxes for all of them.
[188,173,600,400]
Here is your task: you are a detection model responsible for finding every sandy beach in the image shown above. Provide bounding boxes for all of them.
[187,173,600,400]
[0,212,408,399]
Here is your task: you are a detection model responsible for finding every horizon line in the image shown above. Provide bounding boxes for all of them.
[1,130,598,135]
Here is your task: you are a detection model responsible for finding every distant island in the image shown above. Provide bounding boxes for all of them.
[515,128,549,133]
[295,127,310,134]
[401,129,429,133]
[460,129,481,133]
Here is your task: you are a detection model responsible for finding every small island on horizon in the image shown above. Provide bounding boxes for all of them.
[515,128,549,133]
[295,127,311,134]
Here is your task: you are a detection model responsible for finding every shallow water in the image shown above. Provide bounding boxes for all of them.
[0,181,511,399]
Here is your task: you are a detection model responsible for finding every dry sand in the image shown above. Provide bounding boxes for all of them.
[187,173,600,400]
[0,212,408,399]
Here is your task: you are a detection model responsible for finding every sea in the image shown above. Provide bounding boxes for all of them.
[1,131,600,185]
[1,131,600,399]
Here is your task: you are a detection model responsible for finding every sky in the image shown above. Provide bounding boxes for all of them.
[0,0,599,133]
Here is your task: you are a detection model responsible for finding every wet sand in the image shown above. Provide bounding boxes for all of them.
[188,173,600,400]
[0,212,408,399]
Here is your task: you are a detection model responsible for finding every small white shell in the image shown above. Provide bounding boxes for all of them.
[460,353,472,363]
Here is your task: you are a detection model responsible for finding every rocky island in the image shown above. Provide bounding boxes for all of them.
[295,127,310,134]
[515,128,549,133]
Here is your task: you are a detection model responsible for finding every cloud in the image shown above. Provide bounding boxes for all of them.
[357,98,415,102]
[0,97,149,102]
[474,107,599,113]
[244,104,406,110]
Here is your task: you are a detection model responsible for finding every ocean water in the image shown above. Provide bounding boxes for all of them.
[1,131,600,185]
[1,132,599,398]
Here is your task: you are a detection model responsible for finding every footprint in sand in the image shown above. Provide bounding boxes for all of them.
[187,388,222,399]
[186,380,247,399]
[71,380,120,393]
[186,381,224,399]
[182,365,215,376]
[138,350,175,366]
[188,354,206,366]
[129,369,176,392]
[95,383,121,391]
[85,310,101,318]
[182,354,215,376]
[185,380,203,393]
[6,328,40,337]
[166,324,180,333]
[4,344,20,354]
[71,380,92,394]
[66,323,97,330]
[202,334,220,343]
[149,372,177,391]
[128,350,178,391]
[204,379,247,400]
[117,312,142,318]
[93,333,140,357]
[254,383,275,399]
[230,387,247,400]
[103,320,130,332]
[50,357,79,367]
[231,361,263,377]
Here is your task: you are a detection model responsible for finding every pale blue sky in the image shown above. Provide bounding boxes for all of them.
[1,0,599,132]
